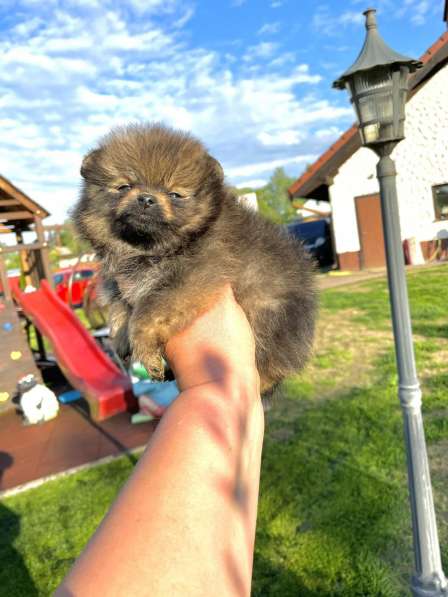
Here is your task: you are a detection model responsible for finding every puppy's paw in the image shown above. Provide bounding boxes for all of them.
[144,355,165,381]
[132,342,165,381]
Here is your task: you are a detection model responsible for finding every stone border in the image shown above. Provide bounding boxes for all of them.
[0,445,145,499]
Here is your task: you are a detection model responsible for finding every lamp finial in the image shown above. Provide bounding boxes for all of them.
[363,8,377,30]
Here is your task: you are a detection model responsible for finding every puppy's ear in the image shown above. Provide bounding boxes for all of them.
[208,156,224,183]
[80,149,102,179]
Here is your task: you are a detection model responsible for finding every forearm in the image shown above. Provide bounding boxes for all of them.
[56,379,264,597]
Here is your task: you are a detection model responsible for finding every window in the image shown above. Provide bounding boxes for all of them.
[433,184,448,221]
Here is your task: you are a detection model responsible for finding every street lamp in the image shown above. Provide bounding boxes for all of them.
[333,9,448,597]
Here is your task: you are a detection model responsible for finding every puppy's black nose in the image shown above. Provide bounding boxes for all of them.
[137,193,156,208]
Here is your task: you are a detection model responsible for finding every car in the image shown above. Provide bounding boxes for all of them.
[286,218,334,268]
[53,266,97,308]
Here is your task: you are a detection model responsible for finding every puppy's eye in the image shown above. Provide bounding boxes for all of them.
[117,184,132,192]
[168,192,183,199]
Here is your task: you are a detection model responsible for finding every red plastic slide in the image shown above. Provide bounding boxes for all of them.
[14,280,136,421]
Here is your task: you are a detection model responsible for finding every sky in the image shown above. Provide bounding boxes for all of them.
[0,0,444,223]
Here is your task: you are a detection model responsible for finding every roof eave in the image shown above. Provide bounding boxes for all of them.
[0,175,50,219]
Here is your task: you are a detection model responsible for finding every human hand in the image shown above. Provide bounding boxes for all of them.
[165,284,259,395]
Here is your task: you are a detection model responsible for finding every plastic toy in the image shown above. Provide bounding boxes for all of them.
[18,374,59,424]
[14,281,136,420]
[131,380,179,424]
[58,389,82,404]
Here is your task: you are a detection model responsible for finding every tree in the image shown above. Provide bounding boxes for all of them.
[59,221,91,256]
[255,167,297,225]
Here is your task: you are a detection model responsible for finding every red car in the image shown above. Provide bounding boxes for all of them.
[53,266,97,308]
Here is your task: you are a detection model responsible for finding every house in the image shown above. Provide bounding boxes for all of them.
[288,23,448,270]
[238,192,258,211]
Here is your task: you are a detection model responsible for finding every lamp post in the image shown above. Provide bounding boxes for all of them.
[333,9,447,597]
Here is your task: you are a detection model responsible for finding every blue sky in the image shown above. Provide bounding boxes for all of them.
[0,0,444,223]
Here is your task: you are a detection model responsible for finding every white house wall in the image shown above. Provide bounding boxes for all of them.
[330,62,448,258]
[330,147,378,254]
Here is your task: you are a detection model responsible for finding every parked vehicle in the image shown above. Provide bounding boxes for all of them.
[82,270,108,329]
[53,266,97,308]
[286,218,334,267]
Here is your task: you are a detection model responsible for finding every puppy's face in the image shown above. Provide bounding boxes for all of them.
[74,124,224,252]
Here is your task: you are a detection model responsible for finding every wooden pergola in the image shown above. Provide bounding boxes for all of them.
[0,175,53,301]
[0,176,53,410]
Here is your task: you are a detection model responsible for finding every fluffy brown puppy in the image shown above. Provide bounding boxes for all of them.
[73,123,317,392]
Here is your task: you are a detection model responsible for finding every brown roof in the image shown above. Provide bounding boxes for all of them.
[289,32,448,199]
[0,175,49,232]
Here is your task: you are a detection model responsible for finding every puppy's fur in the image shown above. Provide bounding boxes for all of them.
[73,124,316,392]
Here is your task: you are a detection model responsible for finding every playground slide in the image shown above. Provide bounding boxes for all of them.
[14,280,136,421]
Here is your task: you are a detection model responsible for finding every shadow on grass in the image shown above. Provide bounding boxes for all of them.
[252,554,320,597]
[412,322,448,340]
[0,452,38,597]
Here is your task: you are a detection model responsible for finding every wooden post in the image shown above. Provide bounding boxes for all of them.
[35,328,47,361]
[34,216,54,288]
[0,251,12,302]
[16,230,33,288]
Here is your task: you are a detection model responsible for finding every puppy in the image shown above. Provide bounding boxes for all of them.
[73,123,317,393]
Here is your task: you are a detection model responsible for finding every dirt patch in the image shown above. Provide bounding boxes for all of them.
[301,309,394,400]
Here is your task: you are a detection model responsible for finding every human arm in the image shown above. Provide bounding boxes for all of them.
[55,285,264,597]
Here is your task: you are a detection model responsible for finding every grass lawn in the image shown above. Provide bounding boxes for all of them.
[1,265,447,596]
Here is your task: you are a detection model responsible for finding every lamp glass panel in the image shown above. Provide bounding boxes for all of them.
[358,95,377,123]
[362,123,380,144]
[353,68,392,94]
[352,68,394,129]
[375,92,394,124]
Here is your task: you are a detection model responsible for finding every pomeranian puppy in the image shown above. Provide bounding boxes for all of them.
[73,124,316,392]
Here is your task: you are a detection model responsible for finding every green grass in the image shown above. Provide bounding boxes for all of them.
[1,265,447,596]
[0,456,137,597]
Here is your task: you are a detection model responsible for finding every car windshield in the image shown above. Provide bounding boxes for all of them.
[73,270,94,281]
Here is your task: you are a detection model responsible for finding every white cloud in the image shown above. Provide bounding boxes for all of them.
[269,51,295,68]
[312,6,364,36]
[314,126,343,139]
[257,130,303,146]
[174,6,195,28]
[227,155,316,179]
[102,29,173,52]
[0,47,97,76]
[410,0,430,25]
[127,0,179,14]
[12,17,43,37]
[350,0,433,25]
[0,0,355,222]
[258,22,280,35]
[339,11,364,26]
[243,42,279,61]
[236,178,268,189]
